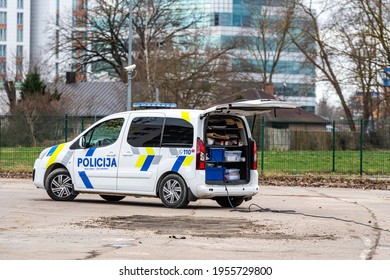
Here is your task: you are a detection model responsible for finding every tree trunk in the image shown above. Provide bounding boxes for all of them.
[3,81,17,113]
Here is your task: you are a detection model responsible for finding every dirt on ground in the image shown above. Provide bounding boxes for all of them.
[1,171,390,190]
[74,215,338,241]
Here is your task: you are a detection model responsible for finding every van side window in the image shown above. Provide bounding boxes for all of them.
[162,118,193,147]
[84,118,124,148]
[128,117,164,147]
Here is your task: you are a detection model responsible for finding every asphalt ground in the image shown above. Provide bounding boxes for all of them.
[0,178,390,260]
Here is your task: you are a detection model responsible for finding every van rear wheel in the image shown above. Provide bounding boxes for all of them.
[216,197,244,208]
[159,174,189,208]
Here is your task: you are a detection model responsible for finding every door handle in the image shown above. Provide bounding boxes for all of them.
[122,151,133,157]
[106,152,116,157]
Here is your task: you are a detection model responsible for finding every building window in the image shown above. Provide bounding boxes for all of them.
[0,28,6,41]
[17,13,23,25]
[0,12,6,24]
[16,45,23,58]
[214,13,219,26]
[17,0,23,9]
[0,44,5,57]
[17,28,23,42]
[73,0,88,11]
[0,61,6,74]
[0,0,6,8]
[16,61,23,75]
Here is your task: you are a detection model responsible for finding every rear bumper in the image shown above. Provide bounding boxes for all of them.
[195,184,259,199]
[188,170,259,199]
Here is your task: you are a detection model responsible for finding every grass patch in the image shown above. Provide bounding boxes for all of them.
[0,147,43,173]
[1,147,390,176]
[259,150,390,175]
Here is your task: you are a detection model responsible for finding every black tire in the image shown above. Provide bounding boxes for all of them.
[45,168,78,201]
[100,195,126,202]
[216,197,244,208]
[158,174,189,208]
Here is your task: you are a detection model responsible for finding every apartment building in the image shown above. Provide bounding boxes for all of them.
[0,0,30,82]
[0,0,30,113]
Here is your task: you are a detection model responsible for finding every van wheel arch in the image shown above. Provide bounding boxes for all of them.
[44,163,68,182]
[156,172,197,201]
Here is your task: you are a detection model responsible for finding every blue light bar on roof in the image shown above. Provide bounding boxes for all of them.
[133,102,177,109]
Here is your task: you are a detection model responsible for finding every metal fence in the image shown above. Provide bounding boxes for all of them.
[251,117,390,176]
[1,114,390,176]
[0,114,103,173]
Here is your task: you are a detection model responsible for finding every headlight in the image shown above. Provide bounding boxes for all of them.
[38,148,50,159]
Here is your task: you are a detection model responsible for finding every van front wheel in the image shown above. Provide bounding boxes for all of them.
[45,168,78,201]
[216,197,244,208]
[159,174,189,208]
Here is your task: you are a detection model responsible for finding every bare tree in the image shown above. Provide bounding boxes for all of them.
[241,0,295,85]
[335,6,379,126]
[289,0,356,131]
[52,0,235,107]
[351,0,390,65]
[159,33,236,108]
[15,68,63,146]
[317,96,336,119]
[347,0,390,120]
[322,0,390,126]
[2,81,17,113]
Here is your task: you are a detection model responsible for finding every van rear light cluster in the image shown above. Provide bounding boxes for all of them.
[196,137,205,170]
[252,140,258,170]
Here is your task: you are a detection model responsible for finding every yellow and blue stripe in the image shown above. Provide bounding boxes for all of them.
[78,171,94,189]
[135,148,156,171]
[46,143,66,168]
[171,156,194,172]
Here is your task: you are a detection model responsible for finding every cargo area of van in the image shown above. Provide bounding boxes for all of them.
[204,115,253,185]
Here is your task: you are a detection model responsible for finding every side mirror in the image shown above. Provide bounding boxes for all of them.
[79,136,87,149]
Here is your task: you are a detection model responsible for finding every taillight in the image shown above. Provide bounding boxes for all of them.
[196,137,205,170]
[252,140,258,170]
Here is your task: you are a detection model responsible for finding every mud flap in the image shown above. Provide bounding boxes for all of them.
[187,188,198,202]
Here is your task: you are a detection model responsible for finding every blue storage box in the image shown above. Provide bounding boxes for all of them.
[206,166,226,181]
[209,148,225,162]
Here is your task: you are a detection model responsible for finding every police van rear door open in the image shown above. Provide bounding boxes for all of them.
[202,99,296,117]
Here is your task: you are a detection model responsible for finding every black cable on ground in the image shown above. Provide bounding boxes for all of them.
[230,203,296,213]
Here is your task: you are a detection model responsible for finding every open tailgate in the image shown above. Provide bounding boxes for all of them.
[203,99,297,117]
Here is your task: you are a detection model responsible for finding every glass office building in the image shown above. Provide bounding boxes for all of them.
[178,0,317,112]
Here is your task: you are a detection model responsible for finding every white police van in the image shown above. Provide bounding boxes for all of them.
[33,99,294,208]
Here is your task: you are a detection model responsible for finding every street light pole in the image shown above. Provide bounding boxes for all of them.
[127,0,133,111]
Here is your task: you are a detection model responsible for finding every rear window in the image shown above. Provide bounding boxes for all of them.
[162,118,193,147]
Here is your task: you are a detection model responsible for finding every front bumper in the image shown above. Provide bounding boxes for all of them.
[33,159,45,189]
